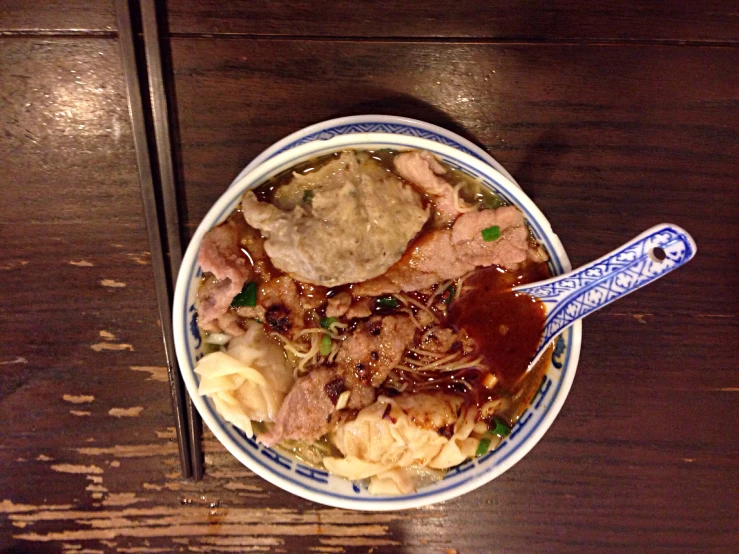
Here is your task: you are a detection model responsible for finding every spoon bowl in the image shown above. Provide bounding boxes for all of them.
[516,223,697,368]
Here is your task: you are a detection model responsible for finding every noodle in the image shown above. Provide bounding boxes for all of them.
[398,306,424,330]
[409,347,449,359]
[298,334,322,372]
[426,280,454,307]
[394,293,439,324]
[452,181,478,214]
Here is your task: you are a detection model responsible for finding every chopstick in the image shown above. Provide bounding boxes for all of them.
[115,0,201,479]
[139,0,204,480]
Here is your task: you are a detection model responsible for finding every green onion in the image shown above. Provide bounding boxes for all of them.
[320,334,332,356]
[376,296,399,309]
[476,438,491,457]
[303,189,314,203]
[489,416,512,437]
[445,285,456,305]
[481,225,501,242]
[231,281,257,307]
[320,317,337,329]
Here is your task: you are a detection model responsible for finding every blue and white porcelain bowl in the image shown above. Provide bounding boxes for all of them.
[173,131,582,511]
[231,115,521,190]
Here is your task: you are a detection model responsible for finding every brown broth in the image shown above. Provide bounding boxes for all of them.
[448,264,549,388]
[252,149,506,213]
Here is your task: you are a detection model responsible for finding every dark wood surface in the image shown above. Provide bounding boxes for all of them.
[1,1,738,552]
[165,0,739,42]
[0,1,115,33]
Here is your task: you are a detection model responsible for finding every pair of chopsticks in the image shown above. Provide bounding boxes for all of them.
[116,0,203,479]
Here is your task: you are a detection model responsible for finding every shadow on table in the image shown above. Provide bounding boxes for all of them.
[330,92,487,155]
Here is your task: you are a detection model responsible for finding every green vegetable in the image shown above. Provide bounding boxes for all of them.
[489,416,512,437]
[376,296,399,309]
[231,281,257,307]
[303,189,314,203]
[320,317,337,329]
[481,225,501,242]
[476,438,492,457]
[444,285,456,305]
[320,334,332,356]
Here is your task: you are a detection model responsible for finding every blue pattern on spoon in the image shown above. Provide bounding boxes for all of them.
[515,224,697,367]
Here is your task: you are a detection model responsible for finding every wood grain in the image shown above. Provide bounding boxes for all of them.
[0,0,116,33]
[170,39,739,316]
[164,0,739,43]
[1,5,738,553]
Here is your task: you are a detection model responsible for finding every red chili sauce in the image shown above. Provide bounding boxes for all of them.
[448,263,549,388]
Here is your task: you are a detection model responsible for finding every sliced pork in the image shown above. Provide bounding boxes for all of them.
[352,206,544,297]
[394,150,465,227]
[336,315,417,388]
[195,213,256,326]
[259,314,416,446]
[259,367,337,447]
[258,276,306,337]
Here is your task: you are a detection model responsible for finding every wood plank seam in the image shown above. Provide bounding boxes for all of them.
[159,33,739,47]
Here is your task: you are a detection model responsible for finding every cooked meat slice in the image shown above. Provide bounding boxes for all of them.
[346,297,373,319]
[353,207,540,297]
[241,152,429,287]
[198,213,254,286]
[297,282,329,311]
[394,150,461,227]
[215,311,246,337]
[420,327,475,355]
[258,276,305,337]
[259,367,338,447]
[452,207,533,269]
[351,231,465,297]
[238,221,275,282]
[196,275,243,327]
[336,315,416,387]
[235,305,266,321]
[196,213,264,327]
[325,291,352,318]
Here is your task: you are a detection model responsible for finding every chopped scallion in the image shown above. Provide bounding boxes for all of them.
[445,285,456,305]
[320,334,332,356]
[376,296,399,309]
[231,281,257,307]
[481,225,501,242]
[320,317,337,329]
[489,416,512,437]
[476,437,492,457]
[303,189,314,203]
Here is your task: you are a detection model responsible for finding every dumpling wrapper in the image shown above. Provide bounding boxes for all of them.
[241,152,429,287]
[323,396,479,494]
[195,322,295,437]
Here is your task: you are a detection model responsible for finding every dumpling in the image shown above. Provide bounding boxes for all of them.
[241,152,429,287]
[195,321,295,437]
[323,394,479,493]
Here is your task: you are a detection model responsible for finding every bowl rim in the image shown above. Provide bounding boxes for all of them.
[233,114,519,188]
[173,132,582,510]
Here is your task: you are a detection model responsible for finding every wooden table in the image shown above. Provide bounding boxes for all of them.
[1,1,737,551]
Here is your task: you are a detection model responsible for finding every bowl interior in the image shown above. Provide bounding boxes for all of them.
[173,133,582,510]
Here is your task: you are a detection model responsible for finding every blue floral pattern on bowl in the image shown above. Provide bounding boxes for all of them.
[176,133,581,510]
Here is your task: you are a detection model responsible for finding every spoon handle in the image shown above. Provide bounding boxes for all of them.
[514,224,697,360]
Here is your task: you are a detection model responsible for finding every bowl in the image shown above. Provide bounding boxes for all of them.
[173,132,582,511]
[231,114,521,190]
